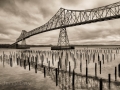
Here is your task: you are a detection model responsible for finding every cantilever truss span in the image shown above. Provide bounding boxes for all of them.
[17,1,120,43]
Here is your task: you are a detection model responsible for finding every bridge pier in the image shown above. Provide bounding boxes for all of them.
[58,28,69,47]
[51,28,74,50]
[21,39,26,45]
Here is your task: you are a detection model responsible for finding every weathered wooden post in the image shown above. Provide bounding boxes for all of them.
[80,61,82,72]
[35,56,37,65]
[29,62,30,71]
[115,67,117,81]
[95,63,97,77]
[100,61,101,74]
[72,69,75,90]
[58,57,60,69]
[49,61,50,71]
[56,68,58,86]
[69,62,71,76]
[58,61,59,75]
[10,57,12,67]
[98,53,100,64]
[118,64,120,77]
[35,64,37,73]
[17,57,18,65]
[44,66,46,78]
[108,74,111,89]
[24,60,26,69]
[100,78,103,90]
[93,54,95,62]
[114,54,115,60]
[110,54,112,62]
[86,60,88,84]
[102,54,104,64]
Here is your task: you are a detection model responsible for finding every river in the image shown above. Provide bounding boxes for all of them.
[0,46,120,90]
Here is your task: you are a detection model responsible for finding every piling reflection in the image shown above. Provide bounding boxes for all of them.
[0,48,120,90]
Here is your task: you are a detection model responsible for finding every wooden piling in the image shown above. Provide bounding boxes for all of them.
[86,67,88,84]
[118,64,120,77]
[17,58,18,65]
[102,54,104,64]
[86,60,87,67]
[95,63,97,77]
[24,60,26,69]
[93,54,95,62]
[29,62,30,71]
[59,57,62,69]
[100,61,101,74]
[100,78,103,90]
[80,62,82,72]
[56,68,58,86]
[114,54,115,60]
[72,69,75,90]
[28,57,30,63]
[49,61,50,71]
[98,54,100,63]
[58,62,59,75]
[35,64,37,73]
[69,62,71,76]
[10,58,12,67]
[108,74,111,89]
[44,66,46,78]
[35,56,37,65]
[115,67,117,81]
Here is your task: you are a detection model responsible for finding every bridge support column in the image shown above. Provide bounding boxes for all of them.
[58,28,69,70]
[21,39,26,45]
[51,28,74,50]
[57,28,69,46]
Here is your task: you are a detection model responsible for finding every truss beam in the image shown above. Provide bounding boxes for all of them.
[16,1,120,42]
[58,28,69,46]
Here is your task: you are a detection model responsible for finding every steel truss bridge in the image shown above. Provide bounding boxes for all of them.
[16,1,120,46]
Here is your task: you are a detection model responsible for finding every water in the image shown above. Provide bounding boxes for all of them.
[0,49,60,90]
[0,46,120,90]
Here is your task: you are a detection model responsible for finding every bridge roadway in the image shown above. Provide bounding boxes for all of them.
[16,1,120,43]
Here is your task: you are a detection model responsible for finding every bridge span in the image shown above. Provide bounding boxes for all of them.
[14,1,120,47]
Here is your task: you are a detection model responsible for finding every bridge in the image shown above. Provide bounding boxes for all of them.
[13,1,120,47]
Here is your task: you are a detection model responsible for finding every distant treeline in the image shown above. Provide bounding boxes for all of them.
[27,45,52,47]
[0,44,52,48]
[0,44,10,48]
[0,44,120,48]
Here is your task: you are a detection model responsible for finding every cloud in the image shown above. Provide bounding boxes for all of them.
[60,0,81,6]
[0,0,120,45]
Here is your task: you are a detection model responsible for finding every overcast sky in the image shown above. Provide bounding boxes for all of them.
[0,0,120,45]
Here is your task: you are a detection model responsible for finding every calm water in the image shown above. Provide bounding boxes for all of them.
[0,46,120,90]
[0,48,60,90]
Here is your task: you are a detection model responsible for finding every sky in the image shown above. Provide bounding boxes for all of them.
[0,0,120,45]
